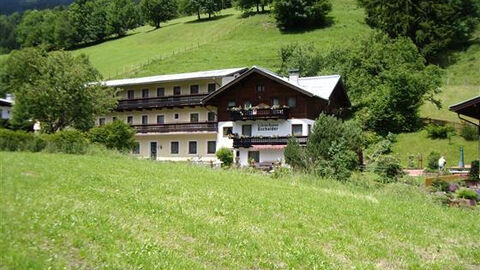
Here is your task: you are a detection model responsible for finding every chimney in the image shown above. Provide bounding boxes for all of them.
[288,69,300,84]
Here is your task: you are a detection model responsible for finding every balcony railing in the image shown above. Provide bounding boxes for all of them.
[132,122,217,133]
[233,136,308,148]
[229,107,289,121]
[117,94,208,110]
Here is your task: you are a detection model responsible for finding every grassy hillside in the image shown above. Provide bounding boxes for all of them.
[1,151,479,268]
[72,1,369,78]
[392,130,478,167]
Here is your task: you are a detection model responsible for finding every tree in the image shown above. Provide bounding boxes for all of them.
[0,13,21,54]
[358,0,480,59]
[140,0,177,28]
[2,48,117,133]
[203,0,223,19]
[106,0,138,36]
[273,0,332,29]
[319,32,442,134]
[69,0,109,43]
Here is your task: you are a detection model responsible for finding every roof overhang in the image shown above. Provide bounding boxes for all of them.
[0,99,13,107]
[449,95,480,120]
[202,67,330,104]
[102,67,249,87]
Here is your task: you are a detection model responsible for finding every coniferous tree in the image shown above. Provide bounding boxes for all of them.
[358,0,480,59]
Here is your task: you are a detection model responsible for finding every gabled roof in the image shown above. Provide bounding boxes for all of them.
[449,95,480,120]
[202,66,348,104]
[103,67,248,87]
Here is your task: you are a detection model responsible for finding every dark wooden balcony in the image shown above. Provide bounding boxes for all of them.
[117,94,208,110]
[233,136,308,148]
[229,107,289,121]
[132,122,217,133]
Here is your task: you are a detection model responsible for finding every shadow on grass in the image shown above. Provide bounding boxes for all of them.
[186,14,234,24]
[68,32,139,50]
[429,38,480,68]
[145,22,182,33]
[238,10,271,19]
[279,16,335,35]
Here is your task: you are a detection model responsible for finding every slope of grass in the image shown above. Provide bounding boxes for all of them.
[1,151,480,268]
[392,129,478,167]
[69,0,369,78]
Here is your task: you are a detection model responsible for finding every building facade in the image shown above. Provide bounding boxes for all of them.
[98,66,350,166]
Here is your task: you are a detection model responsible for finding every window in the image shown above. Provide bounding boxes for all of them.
[142,115,148,125]
[99,118,105,126]
[248,151,260,163]
[190,113,199,123]
[223,126,233,137]
[174,113,179,120]
[188,141,197,154]
[288,97,296,108]
[272,98,279,106]
[256,84,265,93]
[174,86,181,96]
[292,124,303,136]
[308,124,312,135]
[142,89,149,98]
[190,85,199,94]
[132,142,140,154]
[112,116,117,121]
[127,116,133,125]
[171,141,179,154]
[207,112,216,122]
[127,90,135,99]
[207,141,216,154]
[228,101,236,108]
[244,101,252,108]
[242,125,252,136]
[208,83,216,93]
[157,87,165,97]
[157,115,165,124]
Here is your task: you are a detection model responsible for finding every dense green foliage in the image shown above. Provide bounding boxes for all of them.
[425,124,455,139]
[456,188,479,201]
[285,114,362,180]
[216,147,233,166]
[234,0,270,13]
[0,0,139,53]
[273,0,332,29]
[140,0,178,28]
[460,123,478,141]
[2,48,117,133]
[2,151,480,268]
[427,151,441,170]
[0,128,88,154]
[470,160,479,180]
[87,120,136,151]
[279,33,443,134]
[1,0,74,15]
[358,0,480,59]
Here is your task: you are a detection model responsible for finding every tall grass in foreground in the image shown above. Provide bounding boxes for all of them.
[1,152,479,269]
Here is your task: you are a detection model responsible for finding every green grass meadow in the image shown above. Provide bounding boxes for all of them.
[1,151,480,269]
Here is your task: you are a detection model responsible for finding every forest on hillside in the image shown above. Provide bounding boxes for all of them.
[0,0,74,15]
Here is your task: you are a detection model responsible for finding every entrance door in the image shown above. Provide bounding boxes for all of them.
[150,142,157,160]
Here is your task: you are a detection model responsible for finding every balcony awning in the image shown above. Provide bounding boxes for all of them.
[251,145,286,150]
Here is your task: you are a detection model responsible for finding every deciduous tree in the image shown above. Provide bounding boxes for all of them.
[273,0,331,29]
[140,0,177,28]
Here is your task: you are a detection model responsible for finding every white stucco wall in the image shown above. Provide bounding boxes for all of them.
[232,118,315,137]
[1,106,11,119]
[236,148,285,166]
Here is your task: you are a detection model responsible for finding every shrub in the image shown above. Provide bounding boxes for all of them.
[427,151,441,170]
[456,188,479,201]
[425,124,455,139]
[431,178,450,192]
[216,147,233,167]
[88,121,136,152]
[460,124,477,141]
[284,137,307,170]
[372,154,403,182]
[0,128,46,152]
[271,167,292,179]
[273,0,332,30]
[469,160,479,181]
[45,130,89,154]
